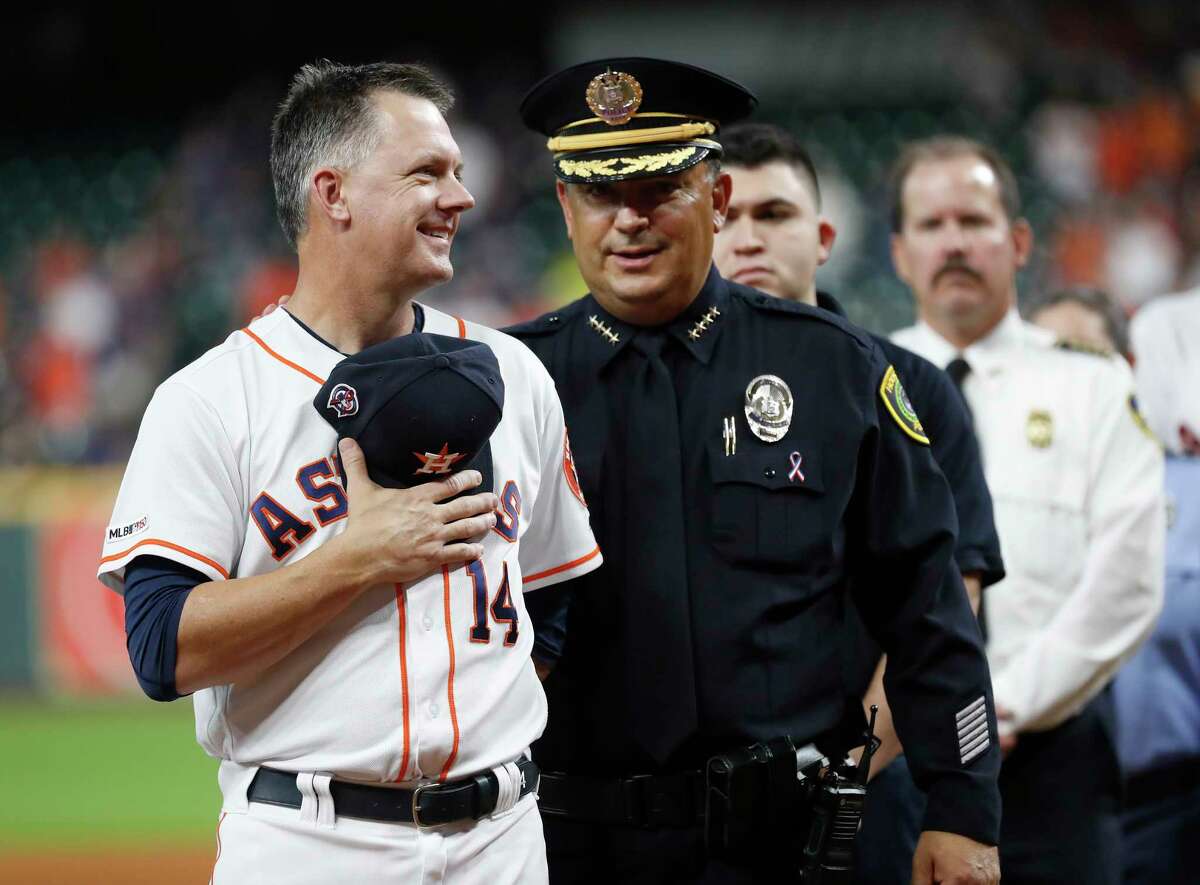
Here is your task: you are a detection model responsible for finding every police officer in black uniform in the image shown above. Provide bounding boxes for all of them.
[507,58,1002,885]
[714,122,1006,884]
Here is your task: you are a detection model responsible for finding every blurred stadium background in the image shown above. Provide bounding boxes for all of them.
[2,2,1197,881]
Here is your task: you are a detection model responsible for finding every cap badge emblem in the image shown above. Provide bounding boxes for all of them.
[744,374,793,443]
[586,70,643,126]
[326,383,359,418]
[1026,409,1053,448]
[414,442,467,475]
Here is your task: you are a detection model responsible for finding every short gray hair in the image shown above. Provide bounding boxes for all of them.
[888,136,1021,233]
[270,60,454,250]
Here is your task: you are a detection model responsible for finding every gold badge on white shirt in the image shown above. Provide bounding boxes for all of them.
[1026,410,1054,448]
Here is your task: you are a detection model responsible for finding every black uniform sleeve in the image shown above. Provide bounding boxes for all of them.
[888,345,1004,588]
[846,346,1002,845]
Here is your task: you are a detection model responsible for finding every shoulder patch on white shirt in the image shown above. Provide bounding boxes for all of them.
[1127,395,1160,446]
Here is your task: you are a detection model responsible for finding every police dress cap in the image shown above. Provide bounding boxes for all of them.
[314,333,504,492]
[521,57,757,184]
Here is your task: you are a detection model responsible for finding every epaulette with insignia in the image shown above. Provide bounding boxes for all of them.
[729,283,876,350]
[1055,338,1114,358]
[503,300,588,339]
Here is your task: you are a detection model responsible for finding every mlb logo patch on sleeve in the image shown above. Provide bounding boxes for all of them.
[107,516,149,543]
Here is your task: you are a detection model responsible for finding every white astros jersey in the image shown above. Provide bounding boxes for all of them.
[98,304,601,799]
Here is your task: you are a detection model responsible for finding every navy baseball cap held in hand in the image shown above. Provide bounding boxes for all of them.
[313,333,504,494]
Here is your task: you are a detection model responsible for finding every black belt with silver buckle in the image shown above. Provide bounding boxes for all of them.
[537,770,705,828]
[247,758,540,827]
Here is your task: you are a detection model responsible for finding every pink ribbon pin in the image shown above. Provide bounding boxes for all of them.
[788,451,805,483]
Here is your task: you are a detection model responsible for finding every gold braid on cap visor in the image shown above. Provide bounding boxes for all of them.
[558,145,717,179]
[547,120,718,153]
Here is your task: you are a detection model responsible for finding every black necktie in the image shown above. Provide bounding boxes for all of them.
[945,356,972,402]
[624,330,698,762]
[945,355,988,641]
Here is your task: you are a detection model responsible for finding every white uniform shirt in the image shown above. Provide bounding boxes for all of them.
[1129,287,1200,455]
[893,308,1164,735]
[98,305,601,804]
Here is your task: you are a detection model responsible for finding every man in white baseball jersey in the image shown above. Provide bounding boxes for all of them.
[888,135,1164,883]
[97,61,600,885]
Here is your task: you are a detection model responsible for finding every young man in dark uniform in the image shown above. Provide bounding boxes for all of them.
[714,121,1004,884]
[508,58,1001,885]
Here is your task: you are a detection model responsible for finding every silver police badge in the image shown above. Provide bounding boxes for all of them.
[744,375,793,443]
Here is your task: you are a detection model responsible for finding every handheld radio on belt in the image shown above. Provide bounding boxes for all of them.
[705,706,881,882]
[796,705,880,883]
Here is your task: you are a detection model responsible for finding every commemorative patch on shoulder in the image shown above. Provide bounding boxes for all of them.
[106,515,149,544]
[879,365,930,445]
[562,427,588,508]
[1127,395,1159,445]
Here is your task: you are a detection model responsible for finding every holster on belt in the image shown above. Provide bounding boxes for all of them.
[704,709,880,882]
[705,736,800,864]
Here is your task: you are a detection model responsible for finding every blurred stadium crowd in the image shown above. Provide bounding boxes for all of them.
[1,3,1198,467]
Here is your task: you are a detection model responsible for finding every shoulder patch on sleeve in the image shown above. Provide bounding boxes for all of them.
[562,427,588,508]
[1127,394,1161,445]
[880,365,930,445]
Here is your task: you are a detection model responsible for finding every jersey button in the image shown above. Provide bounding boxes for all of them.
[423,616,433,631]
[429,702,439,718]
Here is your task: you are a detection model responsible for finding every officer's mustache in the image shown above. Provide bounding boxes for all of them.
[932,257,983,286]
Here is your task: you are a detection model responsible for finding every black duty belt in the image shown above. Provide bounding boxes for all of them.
[247,757,539,827]
[537,770,705,828]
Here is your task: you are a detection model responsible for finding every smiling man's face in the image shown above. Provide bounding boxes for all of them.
[556,162,731,326]
[338,91,475,299]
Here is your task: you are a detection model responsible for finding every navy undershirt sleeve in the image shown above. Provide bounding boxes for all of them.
[123,554,206,702]
[525,582,573,664]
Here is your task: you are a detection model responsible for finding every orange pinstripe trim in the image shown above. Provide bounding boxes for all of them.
[522,545,601,585]
[100,538,230,580]
[394,583,412,783]
[241,327,326,385]
[437,565,461,782]
[454,315,466,339]
[209,811,227,884]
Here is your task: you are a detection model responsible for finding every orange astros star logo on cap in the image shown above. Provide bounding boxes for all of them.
[413,443,466,475]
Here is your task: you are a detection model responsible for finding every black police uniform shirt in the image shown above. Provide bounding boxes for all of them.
[507,266,1002,844]
[815,292,1005,699]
